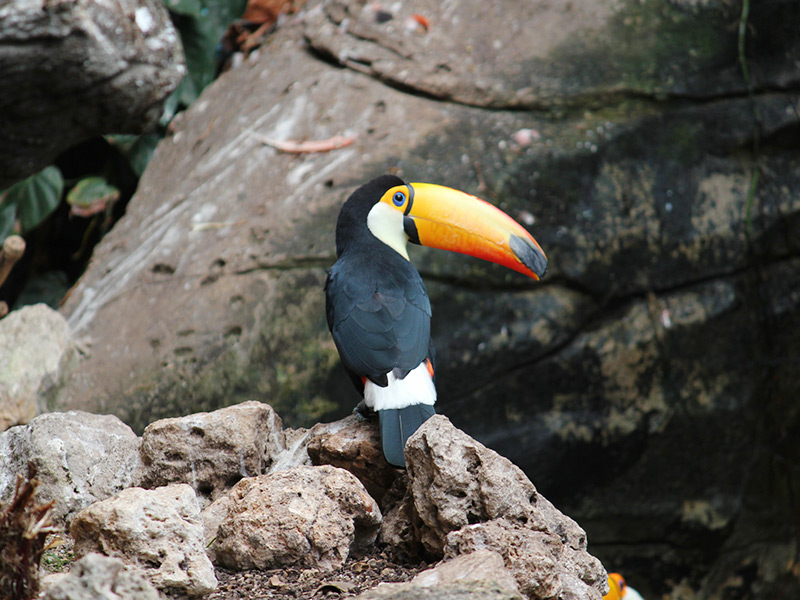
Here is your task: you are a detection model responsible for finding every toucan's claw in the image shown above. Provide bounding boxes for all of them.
[353,400,375,421]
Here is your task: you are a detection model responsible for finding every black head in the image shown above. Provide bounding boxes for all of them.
[335,175,405,256]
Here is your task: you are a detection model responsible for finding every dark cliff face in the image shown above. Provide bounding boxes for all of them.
[423,96,800,597]
[52,1,800,598]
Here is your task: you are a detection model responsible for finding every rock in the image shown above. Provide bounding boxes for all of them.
[402,416,606,599]
[50,0,800,596]
[41,553,160,600]
[139,401,285,504]
[378,475,426,561]
[354,582,522,600]
[70,484,217,596]
[403,416,555,551]
[354,550,523,600]
[0,304,77,431]
[0,0,184,187]
[304,0,799,109]
[412,550,521,595]
[307,414,398,503]
[267,425,316,471]
[209,465,381,571]
[445,520,603,600]
[0,411,141,524]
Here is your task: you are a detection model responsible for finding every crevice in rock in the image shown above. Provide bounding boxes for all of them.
[444,250,798,402]
[233,255,336,274]
[302,43,346,71]
[422,249,798,308]
[302,32,799,117]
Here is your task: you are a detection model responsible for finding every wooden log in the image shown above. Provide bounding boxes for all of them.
[0,235,25,289]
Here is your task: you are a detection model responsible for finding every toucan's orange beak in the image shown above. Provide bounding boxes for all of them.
[378,182,547,280]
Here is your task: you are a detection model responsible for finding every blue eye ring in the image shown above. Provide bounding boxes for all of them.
[392,191,406,206]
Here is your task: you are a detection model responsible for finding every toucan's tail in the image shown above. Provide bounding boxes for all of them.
[378,404,436,467]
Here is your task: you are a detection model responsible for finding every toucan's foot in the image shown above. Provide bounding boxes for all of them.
[353,400,376,421]
[378,404,436,467]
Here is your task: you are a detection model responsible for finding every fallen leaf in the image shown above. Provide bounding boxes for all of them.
[410,13,430,30]
[250,132,356,154]
[190,220,247,232]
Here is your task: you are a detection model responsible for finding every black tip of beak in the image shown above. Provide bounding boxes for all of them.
[510,235,548,279]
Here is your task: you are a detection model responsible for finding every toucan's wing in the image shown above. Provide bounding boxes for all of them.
[325,255,431,387]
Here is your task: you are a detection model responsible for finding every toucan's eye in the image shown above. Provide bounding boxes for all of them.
[392,191,406,206]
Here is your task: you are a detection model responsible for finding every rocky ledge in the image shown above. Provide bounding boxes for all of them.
[0,402,607,599]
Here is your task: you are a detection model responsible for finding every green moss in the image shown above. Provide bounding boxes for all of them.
[535,0,736,103]
[40,542,74,574]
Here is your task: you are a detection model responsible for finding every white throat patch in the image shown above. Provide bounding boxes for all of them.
[367,202,409,260]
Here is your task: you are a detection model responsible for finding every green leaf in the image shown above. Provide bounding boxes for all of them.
[164,0,203,18]
[67,176,120,217]
[169,0,249,100]
[106,133,162,176]
[160,77,197,125]
[178,14,218,93]
[0,201,16,241]
[3,166,64,234]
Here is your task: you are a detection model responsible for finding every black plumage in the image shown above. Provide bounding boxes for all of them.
[325,175,433,394]
[325,175,547,467]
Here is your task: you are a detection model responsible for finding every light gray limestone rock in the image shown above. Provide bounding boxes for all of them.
[0,304,77,431]
[209,465,381,571]
[41,553,161,600]
[0,410,141,524]
[70,484,216,596]
[139,400,285,505]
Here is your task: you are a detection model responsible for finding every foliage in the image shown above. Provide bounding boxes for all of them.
[0,0,248,307]
[66,176,121,217]
[106,133,162,177]
[0,166,64,240]
[40,542,75,574]
[0,475,57,600]
[164,0,249,111]
[0,0,247,244]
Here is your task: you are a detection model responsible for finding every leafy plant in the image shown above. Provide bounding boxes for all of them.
[0,0,249,308]
[105,133,162,177]
[0,166,64,241]
[164,0,249,112]
[66,176,121,218]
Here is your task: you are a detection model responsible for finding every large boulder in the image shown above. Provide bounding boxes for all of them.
[53,0,800,597]
[0,304,77,431]
[395,416,606,599]
[0,411,141,524]
[139,400,285,505]
[207,465,382,571]
[70,484,217,596]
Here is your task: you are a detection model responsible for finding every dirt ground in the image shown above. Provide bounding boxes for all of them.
[205,551,426,600]
[41,535,427,599]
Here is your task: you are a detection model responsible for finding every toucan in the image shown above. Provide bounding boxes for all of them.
[325,175,547,467]
[605,573,646,600]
